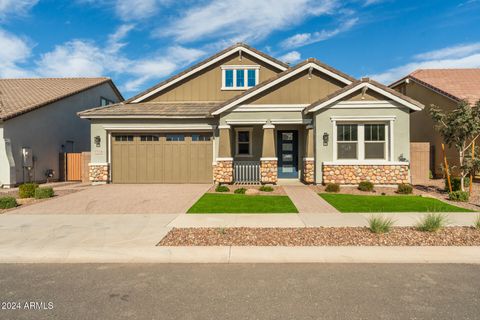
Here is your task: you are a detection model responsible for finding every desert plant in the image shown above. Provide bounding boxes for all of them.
[18,183,39,198]
[445,177,470,192]
[368,215,395,234]
[0,196,17,209]
[397,183,413,194]
[215,185,230,192]
[358,181,374,192]
[417,213,447,232]
[234,187,247,194]
[474,215,480,230]
[34,187,54,199]
[325,183,340,193]
[259,186,274,192]
[448,191,469,202]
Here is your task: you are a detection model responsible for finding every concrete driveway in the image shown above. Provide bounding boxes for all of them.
[10,184,211,214]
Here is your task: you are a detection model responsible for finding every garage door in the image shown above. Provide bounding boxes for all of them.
[111,133,213,183]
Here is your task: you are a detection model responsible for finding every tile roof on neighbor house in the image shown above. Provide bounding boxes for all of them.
[393,69,480,105]
[0,78,123,121]
[78,102,218,118]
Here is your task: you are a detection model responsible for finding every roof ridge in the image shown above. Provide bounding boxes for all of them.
[0,77,110,81]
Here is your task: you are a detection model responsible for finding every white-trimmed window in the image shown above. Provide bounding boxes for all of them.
[235,128,252,157]
[221,65,259,90]
[335,122,389,161]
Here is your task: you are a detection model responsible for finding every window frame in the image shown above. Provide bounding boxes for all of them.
[336,124,359,160]
[364,124,387,160]
[333,121,390,163]
[235,127,253,157]
[221,65,260,90]
[100,97,114,106]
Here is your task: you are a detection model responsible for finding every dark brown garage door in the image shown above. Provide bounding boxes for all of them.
[111,133,213,183]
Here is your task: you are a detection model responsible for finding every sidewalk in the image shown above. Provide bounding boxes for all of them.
[0,213,478,263]
[283,186,339,213]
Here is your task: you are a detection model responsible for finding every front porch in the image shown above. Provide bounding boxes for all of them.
[213,120,315,185]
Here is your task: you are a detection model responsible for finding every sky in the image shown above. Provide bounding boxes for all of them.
[1,0,479,98]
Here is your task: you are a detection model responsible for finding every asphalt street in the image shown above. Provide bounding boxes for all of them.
[0,264,479,319]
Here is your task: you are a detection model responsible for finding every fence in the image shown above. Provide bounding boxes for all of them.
[59,152,91,182]
[410,142,430,185]
[234,161,260,184]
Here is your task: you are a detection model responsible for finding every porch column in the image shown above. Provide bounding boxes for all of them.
[214,125,233,184]
[303,125,315,184]
[260,124,278,184]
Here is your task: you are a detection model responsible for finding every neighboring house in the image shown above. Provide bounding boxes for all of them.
[0,78,123,187]
[390,69,480,177]
[79,43,423,185]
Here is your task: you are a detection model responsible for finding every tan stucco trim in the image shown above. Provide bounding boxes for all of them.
[261,127,276,158]
[305,127,314,158]
[218,128,232,158]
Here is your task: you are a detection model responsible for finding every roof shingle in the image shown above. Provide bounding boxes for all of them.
[0,78,122,120]
[404,69,480,105]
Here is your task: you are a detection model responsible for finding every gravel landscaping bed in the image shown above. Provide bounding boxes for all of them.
[158,227,480,246]
[207,185,286,195]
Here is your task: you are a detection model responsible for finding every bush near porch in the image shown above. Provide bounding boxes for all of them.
[187,193,298,214]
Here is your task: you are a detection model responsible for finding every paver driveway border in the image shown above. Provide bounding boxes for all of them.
[9,184,211,214]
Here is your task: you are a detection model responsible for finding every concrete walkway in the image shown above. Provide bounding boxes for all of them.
[284,186,339,213]
[0,213,479,263]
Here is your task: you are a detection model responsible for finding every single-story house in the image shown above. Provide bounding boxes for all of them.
[79,43,423,185]
[0,78,123,187]
[390,69,480,177]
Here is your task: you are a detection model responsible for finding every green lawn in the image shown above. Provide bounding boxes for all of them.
[319,194,474,213]
[187,193,298,214]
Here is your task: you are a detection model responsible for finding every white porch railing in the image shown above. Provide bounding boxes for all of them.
[234,161,260,184]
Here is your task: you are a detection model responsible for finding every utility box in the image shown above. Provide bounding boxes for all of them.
[22,147,33,168]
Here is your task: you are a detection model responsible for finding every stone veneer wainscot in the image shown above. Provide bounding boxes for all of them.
[89,163,109,183]
[323,164,410,185]
[260,160,278,184]
[302,159,315,184]
[214,160,233,184]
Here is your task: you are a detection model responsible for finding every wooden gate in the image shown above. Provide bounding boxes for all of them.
[66,153,82,181]
[410,142,430,185]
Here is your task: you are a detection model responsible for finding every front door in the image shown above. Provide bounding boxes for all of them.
[277,130,298,179]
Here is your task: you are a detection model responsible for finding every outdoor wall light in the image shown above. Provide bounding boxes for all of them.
[94,136,101,147]
[323,132,329,146]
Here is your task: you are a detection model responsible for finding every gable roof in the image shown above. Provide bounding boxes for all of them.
[78,102,217,118]
[305,78,424,113]
[128,43,290,104]
[0,78,123,121]
[210,58,357,115]
[390,69,480,105]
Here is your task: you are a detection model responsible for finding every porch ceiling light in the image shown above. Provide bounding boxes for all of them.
[323,132,329,146]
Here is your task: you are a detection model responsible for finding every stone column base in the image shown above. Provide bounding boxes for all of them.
[214,160,233,184]
[322,164,410,185]
[260,159,278,184]
[89,163,110,184]
[302,159,315,184]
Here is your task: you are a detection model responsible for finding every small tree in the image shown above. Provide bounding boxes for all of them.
[429,100,480,191]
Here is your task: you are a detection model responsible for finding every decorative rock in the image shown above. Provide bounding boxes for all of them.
[245,188,260,195]
[260,160,277,184]
[303,159,315,184]
[89,164,110,183]
[213,160,233,184]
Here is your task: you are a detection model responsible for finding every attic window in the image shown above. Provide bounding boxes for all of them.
[221,65,259,90]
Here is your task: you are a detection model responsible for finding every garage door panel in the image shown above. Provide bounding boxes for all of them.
[112,133,212,184]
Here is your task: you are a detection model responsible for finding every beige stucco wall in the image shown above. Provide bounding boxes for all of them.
[0,83,120,186]
[314,103,411,183]
[144,52,281,103]
[393,81,458,176]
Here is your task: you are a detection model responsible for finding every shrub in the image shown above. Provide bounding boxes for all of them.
[18,183,39,198]
[445,177,470,192]
[325,183,340,193]
[448,191,469,202]
[474,215,480,230]
[358,181,374,192]
[397,183,413,194]
[215,185,230,192]
[259,186,274,192]
[368,215,395,234]
[0,196,17,209]
[417,213,447,232]
[234,187,246,194]
[34,187,54,199]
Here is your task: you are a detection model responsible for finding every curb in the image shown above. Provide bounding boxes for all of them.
[0,246,479,264]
